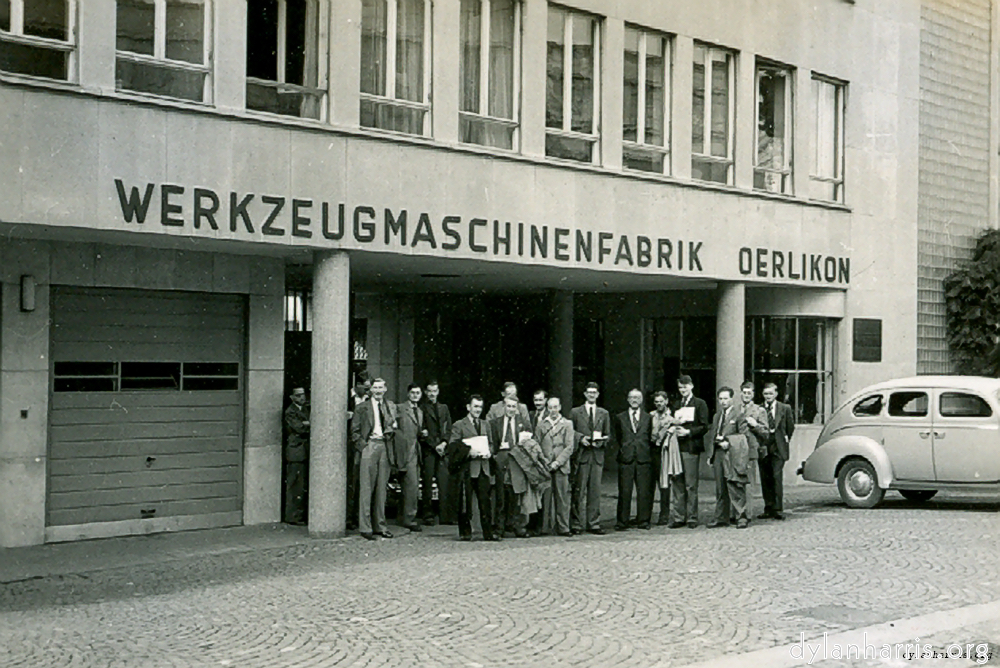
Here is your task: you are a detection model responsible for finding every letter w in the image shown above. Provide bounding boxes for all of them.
[115,180,155,224]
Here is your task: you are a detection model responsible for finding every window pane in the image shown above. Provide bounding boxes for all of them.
[54,362,118,376]
[165,0,204,64]
[487,0,516,119]
[757,68,787,170]
[360,0,387,96]
[798,319,823,370]
[815,79,838,179]
[458,0,481,113]
[645,34,666,146]
[183,376,239,391]
[888,391,928,417]
[853,394,884,417]
[569,13,594,133]
[939,392,993,418]
[796,372,827,424]
[545,7,564,129]
[691,157,728,184]
[692,44,706,152]
[395,0,424,102]
[246,81,323,118]
[246,0,278,80]
[545,134,592,162]
[622,28,639,143]
[284,0,311,85]
[756,318,796,369]
[0,2,9,32]
[623,146,664,173]
[117,0,155,56]
[55,377,119,392]
[360,98,425,133]
[120,362,181,390]
[184,362,239,376]
[116,58,206,101]
[0,40,68,78]
[709,50,730,157]
[24,0,68,40]
[460,116,514,149]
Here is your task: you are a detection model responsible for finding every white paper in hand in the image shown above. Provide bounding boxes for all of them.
[463,435,490,458]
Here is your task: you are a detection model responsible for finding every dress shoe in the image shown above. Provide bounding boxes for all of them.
[570,529,582,536]
[668,522,686,529]
[360,532,376,541]
[486,534,502,542]
[404,524,422,532]
[587,527,606,535]
[687,521,698,529]
[558,531,572,537]
[772,512,785,520]
[515,530,529,538]
[707,522,726,528]
[638,523,651,530]
[615,524,629,532]
[459,534,472,542]
[656,517,670,526]
[736,520,749,529]
[378,530,394,539]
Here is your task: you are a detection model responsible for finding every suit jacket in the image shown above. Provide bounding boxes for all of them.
[671,396,709,454]
[536,415,575,474]
[488,413,532,493]
[393,401,424,469]
[569,403,611,465]
[421,400,453,449]
[447,415,492,480]
[762,400,795,461]
[612,409,653,465]
[706,405,749,462]
[486,400,531,424]
[284,403,310,463]
[741,401,768,462]
[350,398,398,465]
[528,409,547,434]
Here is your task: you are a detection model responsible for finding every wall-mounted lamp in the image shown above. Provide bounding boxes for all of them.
[20,275,36,312]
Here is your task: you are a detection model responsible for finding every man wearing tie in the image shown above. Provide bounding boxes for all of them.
[345,374,371,530]
[350,378,397,540]
[394,383,427,532]
[529,389,548,432]
[446,395,497,541]
[756,382,795,520]
[569,382,610,535]
[488,396,532,538]
[420,381,453,525]
[668,375,710,528]
[612,389,654,530]
[486,382,531,423]
[536,396,575,536]
[707,386,751,529]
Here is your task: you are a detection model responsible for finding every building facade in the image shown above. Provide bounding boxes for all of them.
[0,0,994,546]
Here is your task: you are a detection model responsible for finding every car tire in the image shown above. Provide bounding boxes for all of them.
[837,458,885,509]
[899,489,937,502]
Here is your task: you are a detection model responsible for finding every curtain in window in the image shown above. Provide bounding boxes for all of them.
[708,52,729,158]
[623,28,639,143]
[360,0,387,96]
[298,0,320,117]
[459,0,481,113]
[488,0,515,120]
[395,0,423,102]
[815,80,837,178]
[645,36,665,146]
[545,8,564,129]
[569,14,593,134]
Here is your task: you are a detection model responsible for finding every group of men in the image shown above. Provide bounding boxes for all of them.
[284,373,795,541]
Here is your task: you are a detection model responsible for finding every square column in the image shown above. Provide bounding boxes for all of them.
[309,251,351,537]
[549,291,574,411]
[520,0,547,158]
[715,281,745,391]
[671,36,694,180]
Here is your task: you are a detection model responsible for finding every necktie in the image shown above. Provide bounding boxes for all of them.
[506,418,516,447]
[767,403,776,430]
[475,418,481,435]
[630,410,638,432]
[588,406,595,432]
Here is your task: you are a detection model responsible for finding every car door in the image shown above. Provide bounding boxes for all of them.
[932,389,1000,483]
[881,389,935,481]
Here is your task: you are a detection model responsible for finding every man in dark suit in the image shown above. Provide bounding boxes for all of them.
[569,382,610,535]
[668,375,709,528]
[345,374,371,530]
[393,383,426,532]
[756,382,795,520]
[486,382,531,423]
[707,386,751,529]
[420,381,452,525]
[446,394,497,541]
[350,378,397,540]
[283,387,310,526]
[612,389,654,530]
[529,389,548,433]
[488,396,532,538]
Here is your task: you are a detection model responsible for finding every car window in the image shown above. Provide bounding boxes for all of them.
[939,392,993,418]
[852,394,884,417]
[888,391,928,417]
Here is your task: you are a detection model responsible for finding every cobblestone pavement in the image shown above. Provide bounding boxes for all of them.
[2,483,999,668]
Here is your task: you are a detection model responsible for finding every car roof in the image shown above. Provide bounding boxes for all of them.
[841,375,1000,409]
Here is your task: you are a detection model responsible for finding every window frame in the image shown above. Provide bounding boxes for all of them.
[622,24,671,174]
[810,73,846,203]
[691,42,735,184]
[115,0,214,103]
[754,60,793,194]
[0,0,78,81]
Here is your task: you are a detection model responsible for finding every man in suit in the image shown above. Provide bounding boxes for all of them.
[350,377,397,540]
[393,383,426,532]
[668,375,710,528]
[707,386,751,529]
[569,382,610,535]
[283,387,310,526]
[738,381,768,521]
[446,394,497,541]
[488,396,532,538]
[612,389,654,530]
[486,382,531,424]
[649,390,673,525]
[755,382,795,520]
[420,381,453,525]
[529,389,548,433]
[536,396,574,536]
[346,374,371,530]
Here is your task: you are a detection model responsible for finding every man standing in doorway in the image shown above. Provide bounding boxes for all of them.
[486,382,531,423]
[668,375,709,528]
[537,396,575,536]
[488,396,532,538]
[707,387,751,529]
[613,389,653,530]
[570,382,610,535]
[530,389,548,432]
[350,378,397,540]
[738,381,768,521]
[283,387,310,526]
[447,395,496,541]
[394,383,426,532]
[346,373,371,531]
[421,381,452,525]
[756,382,795,520]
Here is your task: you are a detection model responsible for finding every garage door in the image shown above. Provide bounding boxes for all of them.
[48,287,244,539]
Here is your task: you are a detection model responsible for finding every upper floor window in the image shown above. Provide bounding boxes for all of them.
[811,75,846,203]
[459,0,521,150]
[0,0,76,81]
[115,0,212,103]
[622,26,670,174]
[545,5,600,164]
[246,0,327,119]
[360,0,431,135]
[755,61,792,194]
[691,43,734,184]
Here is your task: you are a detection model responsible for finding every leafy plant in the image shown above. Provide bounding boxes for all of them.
[944,229,1000,376]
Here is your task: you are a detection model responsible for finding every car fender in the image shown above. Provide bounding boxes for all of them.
[802,434,894,488]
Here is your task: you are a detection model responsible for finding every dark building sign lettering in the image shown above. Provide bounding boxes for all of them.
[738,246,850,285]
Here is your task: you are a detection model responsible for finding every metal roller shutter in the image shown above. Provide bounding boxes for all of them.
[48,287,244,540]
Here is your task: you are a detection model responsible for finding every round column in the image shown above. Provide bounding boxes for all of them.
[715,281,746,392]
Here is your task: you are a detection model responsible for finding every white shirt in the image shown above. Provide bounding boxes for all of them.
[371,397,383,438]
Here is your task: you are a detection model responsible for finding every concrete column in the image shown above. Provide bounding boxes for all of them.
[329,0,362,126]
[671,36,694,180]
[214,0,247,112]
[309,251,351,537]
[733,51,756,189]
[431,0,460,142]
[715,282,746,392]
[792,67,812,199]
[77,0,116,93]
[549,291,574,411]
[601,18,625,170]
[520,0,548,158]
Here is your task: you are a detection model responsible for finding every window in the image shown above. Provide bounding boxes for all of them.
[888,391,928,418]
[755,62,792,193]
[545,5,600,163]
[811,75,846,202]
[691,43,734,184]
[852,318,882,362]
[749,317,836,424]
[623,26,670,174]
[53,361,239,392]
[115,0,212,102]
[459,0,520,150]
[54,362,119,392]
[0,0,75,80]
[246,0,327,119]
[939,392,993,418]
[360,0,431,135]
[852,394,884,417]
[182,362,239,390]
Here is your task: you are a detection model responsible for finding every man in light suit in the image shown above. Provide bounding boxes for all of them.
[446,394,497,541]
[536,396,574,536]
[612,389,654,530]
[393,383,426,532]
[488,396,532,538]
[739,381,767,521]
[486,381,531,424]
[707,386,751,529]
[569,382,610,535]
[350,378,397,540]
[669,375,710,528]
[755,382,795,520]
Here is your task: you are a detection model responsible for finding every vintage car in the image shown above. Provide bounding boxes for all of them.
[799,376,1000,508]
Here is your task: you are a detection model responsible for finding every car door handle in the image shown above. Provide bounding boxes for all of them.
[918,430,931,439]
[933,430,944,439]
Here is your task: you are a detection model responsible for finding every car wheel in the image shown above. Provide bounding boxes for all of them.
[899,489,937,502]
[837,458,885,508]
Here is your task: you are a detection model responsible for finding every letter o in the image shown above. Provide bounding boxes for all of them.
[739,247,753,275]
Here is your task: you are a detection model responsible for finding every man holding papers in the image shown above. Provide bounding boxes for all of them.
[569,382,611,535]
[446,395,497,541]
[668,375,709,529]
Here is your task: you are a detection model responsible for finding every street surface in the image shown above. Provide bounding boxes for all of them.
[2,482,999,667]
